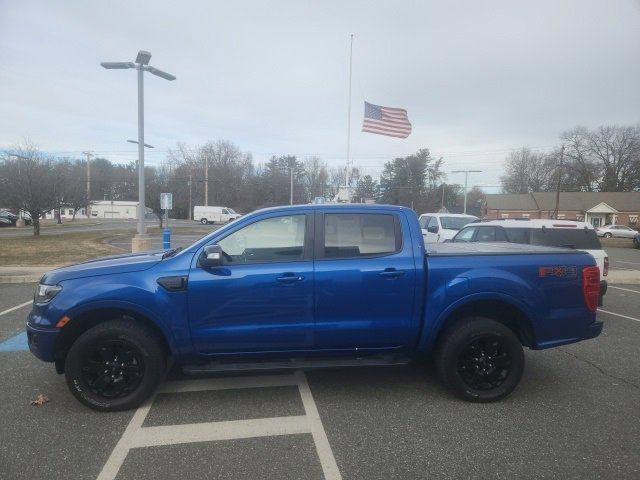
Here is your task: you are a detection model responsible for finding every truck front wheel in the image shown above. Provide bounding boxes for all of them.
[64,320,166,412]
[435,317,524,402]
[200,218,208,225]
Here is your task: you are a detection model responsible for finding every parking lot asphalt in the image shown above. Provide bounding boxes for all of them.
[1,284,639,479]
[606,246,640,272]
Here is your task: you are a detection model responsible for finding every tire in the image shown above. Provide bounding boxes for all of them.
[434,317,524,403]
[64,320,166,412]
[604,232,612,238]
[200,218,208,225]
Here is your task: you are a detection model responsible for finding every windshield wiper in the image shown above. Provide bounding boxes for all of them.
[162,247,183,259]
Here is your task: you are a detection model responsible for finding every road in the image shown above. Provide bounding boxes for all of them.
[1,284,639,479]
[0,218,209,237]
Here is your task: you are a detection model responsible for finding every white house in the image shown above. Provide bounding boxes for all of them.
[45,201,152,220]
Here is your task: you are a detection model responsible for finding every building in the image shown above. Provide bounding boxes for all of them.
[484,192,640,228]
[45,201,152,220]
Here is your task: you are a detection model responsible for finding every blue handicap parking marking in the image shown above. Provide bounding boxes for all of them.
[0,332,29,352]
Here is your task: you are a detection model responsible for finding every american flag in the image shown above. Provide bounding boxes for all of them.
[362,101,412,138]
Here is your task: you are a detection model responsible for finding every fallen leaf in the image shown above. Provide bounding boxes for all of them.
[30,394,50,406]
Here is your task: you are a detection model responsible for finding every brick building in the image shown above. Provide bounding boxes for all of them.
[484,192,640,228]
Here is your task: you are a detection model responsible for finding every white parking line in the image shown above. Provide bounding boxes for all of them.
[608,286,640,295]
[97,371,341,480]
[0,300,32,317]
[598,309,640,323]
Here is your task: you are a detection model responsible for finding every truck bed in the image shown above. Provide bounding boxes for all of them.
[425,242,586,256]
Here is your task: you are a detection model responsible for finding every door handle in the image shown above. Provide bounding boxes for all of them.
[378,268,405,279]
[276,274,304,284]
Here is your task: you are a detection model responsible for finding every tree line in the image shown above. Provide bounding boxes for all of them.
[0,140,478,236]
[501,124,640,194]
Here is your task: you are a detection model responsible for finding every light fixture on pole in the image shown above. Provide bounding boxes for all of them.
[451,170,482,215]
[101,50,175,252]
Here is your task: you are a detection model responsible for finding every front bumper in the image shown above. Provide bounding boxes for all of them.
[26,319,59,363]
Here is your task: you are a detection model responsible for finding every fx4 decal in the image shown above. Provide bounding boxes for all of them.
[538,265,578,278]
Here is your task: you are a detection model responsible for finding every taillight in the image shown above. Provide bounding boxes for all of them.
[582,266,600,312]
[603,256,609,277]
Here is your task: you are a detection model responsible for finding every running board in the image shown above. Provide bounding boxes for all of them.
[182,355,411,375]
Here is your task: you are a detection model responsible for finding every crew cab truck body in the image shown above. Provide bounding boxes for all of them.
[26,204,603,411]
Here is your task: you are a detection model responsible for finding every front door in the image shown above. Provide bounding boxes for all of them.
[313,211,417,350]
[188,213,314,354]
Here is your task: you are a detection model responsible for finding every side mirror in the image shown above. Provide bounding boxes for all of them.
[427,225,439,234]
[443,238,451,243]
[199,244,223,268]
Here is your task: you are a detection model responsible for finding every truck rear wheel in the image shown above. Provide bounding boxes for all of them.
[64,320,166,412]
[435,317,524,402]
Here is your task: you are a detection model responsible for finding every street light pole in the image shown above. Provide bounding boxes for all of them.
[451,170,482,215]
[101,50,175,252]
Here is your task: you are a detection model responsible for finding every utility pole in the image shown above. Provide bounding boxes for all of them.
[204,155,209,206]
[82,151,93,218]
[451,170,482,215]
[188,174,193,220]
[290,164,294,205]
[441,183,445,210]
[553,145,565,219]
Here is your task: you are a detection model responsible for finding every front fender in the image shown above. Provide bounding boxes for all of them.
[63,298,180,356]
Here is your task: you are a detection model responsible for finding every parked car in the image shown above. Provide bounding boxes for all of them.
[0,216,13,227]
[0,210,32,226]
[27,204,602,411]
[194,205,241,225]
[418,213,478,243]
[451,219,608,304]
[596,224,637,239]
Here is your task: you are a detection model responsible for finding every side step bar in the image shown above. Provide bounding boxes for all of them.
[183,355,411,375]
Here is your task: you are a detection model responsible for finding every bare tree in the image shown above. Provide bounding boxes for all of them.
[0,141,58,236]
[500,147,556,193]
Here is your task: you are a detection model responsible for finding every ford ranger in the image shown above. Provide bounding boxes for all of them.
[26,204,603,411]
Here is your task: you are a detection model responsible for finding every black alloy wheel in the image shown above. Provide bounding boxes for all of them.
[65,319,166,411]
[80,339,145,399]
[457,336,512,391]
[435,317,524,402]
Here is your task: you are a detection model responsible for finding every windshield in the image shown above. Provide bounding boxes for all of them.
[440,216,477,231]
[227,208,237,214]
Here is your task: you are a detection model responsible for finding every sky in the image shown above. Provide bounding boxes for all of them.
[1,0,639,192]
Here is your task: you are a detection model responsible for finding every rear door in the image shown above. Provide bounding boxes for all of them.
[313,210,417,350]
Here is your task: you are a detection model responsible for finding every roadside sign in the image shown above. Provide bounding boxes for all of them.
[160,192,173,210]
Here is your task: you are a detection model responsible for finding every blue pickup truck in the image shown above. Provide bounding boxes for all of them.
[26,204,603,411]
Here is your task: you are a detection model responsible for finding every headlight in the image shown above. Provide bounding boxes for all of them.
[34,284,62,304]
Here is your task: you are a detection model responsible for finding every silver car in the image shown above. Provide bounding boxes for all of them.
[596,224,638,238]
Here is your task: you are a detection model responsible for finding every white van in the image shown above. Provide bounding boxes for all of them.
[194,206,241,225]
[418,213,478,243]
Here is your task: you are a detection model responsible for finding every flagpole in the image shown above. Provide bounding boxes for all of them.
[345,34,353,199]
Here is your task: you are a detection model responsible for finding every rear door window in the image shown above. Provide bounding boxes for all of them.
[324,213,400,258]
[530,228,602,250]
[504,228,531,244]
[453,227,476,242]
